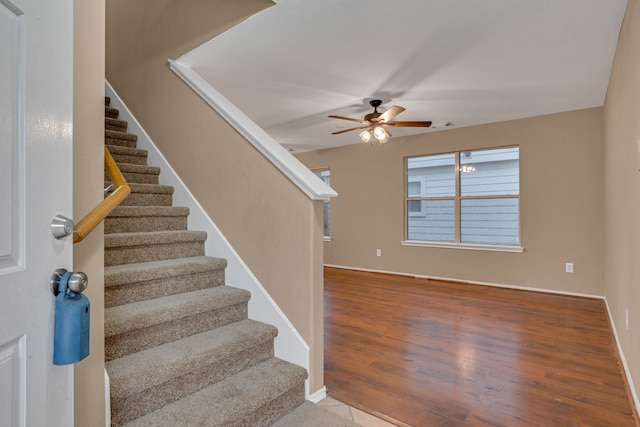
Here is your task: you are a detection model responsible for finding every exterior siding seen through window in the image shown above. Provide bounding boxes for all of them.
[406,147,520,246]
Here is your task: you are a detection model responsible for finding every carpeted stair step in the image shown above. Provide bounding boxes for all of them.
[106,129,137,148]
[105,206,189,234]
[105,106,119,119]
[104,230,206,266]
[107,145,149,166]
[106,117,128,132]
[104,256,227,308]
[107,320,282,425]
[105,163,160,185]
[115,182,174,207]
[105,285,251,361]
[120,357,307,427]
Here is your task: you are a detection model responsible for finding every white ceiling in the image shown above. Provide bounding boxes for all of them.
[178,0,627,152]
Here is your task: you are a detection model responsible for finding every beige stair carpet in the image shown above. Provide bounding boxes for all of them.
[103,96,358,426]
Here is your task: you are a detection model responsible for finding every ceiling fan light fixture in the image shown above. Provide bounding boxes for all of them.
[359,129,372,143]
[373,126,390,143]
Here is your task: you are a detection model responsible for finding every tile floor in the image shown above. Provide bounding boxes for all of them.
[317,396,401,426]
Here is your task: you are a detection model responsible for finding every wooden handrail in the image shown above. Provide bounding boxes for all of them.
[73,146,131,243]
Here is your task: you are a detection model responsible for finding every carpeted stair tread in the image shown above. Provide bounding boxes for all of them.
[118,182,174,195]
[107,319,279,397]
[110,163,160,176]
[108,205,189,218]
[121,357,307,427]
[104,256,226,285]
[114,183,174,207]
[105,230,206,247]
[107,146,148,166]
[105,285,251,361]
[107,144,148,161]
[272,402,363,427]
[104,230,206,266]
[106,130,138,148]
[105,163,161,185]
[105,285,250,337]
[104,163,160,184]
[105,206,189,234]
[105,106,119,119]
[106,129,136,141]
[104,256,227,307]
[106,117,128,132]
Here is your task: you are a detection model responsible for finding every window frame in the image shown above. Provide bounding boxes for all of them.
[311,167,331,241]
[402,146,523,253]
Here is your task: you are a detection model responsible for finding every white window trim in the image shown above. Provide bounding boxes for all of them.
[401,240,524,253]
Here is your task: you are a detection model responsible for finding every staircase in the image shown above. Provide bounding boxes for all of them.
[102,97,357,426]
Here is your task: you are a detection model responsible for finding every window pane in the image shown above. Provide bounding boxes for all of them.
[407,199,455,242]
[314,169,331,237]
[407,181,421,197]
[407,154,455,197]
[460,147,519,197]
[323,202,330,237]
[407,200,422,213]
[314,169,330,186]
[461,198,519,245]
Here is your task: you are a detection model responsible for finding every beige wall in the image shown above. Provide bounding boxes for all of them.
[297,107,605,295]
[105,0,326,392]
[604,0,640,406]
[73,0,106,424]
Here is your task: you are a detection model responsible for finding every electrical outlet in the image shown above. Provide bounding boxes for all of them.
[376,249,381,257]
[565,263,574,273]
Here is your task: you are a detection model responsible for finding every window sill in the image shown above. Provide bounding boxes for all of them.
[401,240,524,253]
[323,236,332,242]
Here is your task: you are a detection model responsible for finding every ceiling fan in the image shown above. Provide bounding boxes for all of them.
[329,99,432,143]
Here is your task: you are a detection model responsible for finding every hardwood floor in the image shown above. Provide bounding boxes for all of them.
[324,267,638,427]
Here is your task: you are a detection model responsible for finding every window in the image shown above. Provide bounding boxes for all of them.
[404,147,520,250]
[313,168,331,238]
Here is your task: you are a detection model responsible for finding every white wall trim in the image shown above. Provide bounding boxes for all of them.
[105,81,313,393]
[306,384,327,403]
[603,299,640,416]
[168,59,337,202]
[104,369,110,427]
[401,240,524,253]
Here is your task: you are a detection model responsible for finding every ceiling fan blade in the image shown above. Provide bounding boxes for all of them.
[328,115,366,124]
[331,125,369,135]
[378,105,405,122]
[385,121,433,128]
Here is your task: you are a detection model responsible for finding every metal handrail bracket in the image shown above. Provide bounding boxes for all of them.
[73,146,131,243]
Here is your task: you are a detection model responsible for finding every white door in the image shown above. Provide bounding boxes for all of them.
[0,0,74,424]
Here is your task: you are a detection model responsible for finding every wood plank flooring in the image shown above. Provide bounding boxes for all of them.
[324,267,638,427]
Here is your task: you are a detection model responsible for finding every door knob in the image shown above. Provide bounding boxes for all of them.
[51,268,88,295]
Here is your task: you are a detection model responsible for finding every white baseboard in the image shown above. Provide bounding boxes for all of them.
[306,384,327,403]
[104,369,110,427]
[324,264,604,299]
[603,299,640,416]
